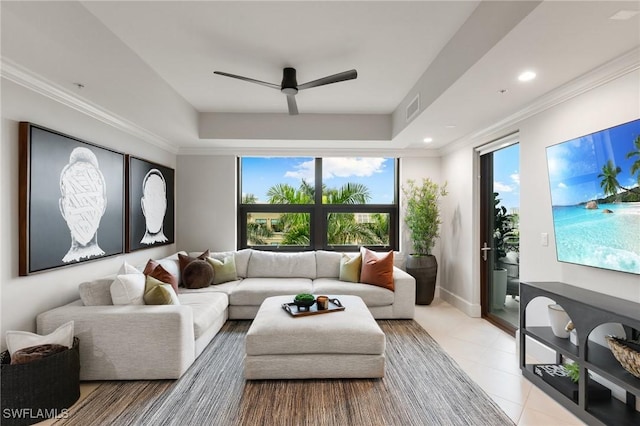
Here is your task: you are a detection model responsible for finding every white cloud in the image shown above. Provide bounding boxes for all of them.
[494,182,513,192]
[510,173,520,185]
[284,159,315,181]
[284,158,386,181]
[558,182,568,189]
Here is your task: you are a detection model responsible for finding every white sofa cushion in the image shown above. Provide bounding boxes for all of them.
[110,274,146,305]
[315,250,342,278]
[79,276,115,306]
[311,278,394,307]
[178,292,229,339]
[247,251,316,279]
[230,278,313,305]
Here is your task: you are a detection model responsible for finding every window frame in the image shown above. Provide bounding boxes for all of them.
[238,157,399,252]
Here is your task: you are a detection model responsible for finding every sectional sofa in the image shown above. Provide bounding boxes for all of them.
[37,249,416,380]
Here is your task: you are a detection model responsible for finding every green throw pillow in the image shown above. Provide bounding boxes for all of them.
[339,253,361,283]
[206,256,238,284]
[143,276,180,305]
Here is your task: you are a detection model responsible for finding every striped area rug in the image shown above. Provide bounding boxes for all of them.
[56,320,514,425]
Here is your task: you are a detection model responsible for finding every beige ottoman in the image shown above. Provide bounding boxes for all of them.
[244,295,385,379]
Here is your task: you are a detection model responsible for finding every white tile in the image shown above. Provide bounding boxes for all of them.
[466,363,533,405]
[489,393,525,424]
[525,386,585,425]
[518,406,586,426]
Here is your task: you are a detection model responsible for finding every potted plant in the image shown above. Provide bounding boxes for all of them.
[402,178,448,305]
[492,192,514,309]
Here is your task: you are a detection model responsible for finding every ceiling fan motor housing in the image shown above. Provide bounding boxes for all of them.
[281,67,298,95]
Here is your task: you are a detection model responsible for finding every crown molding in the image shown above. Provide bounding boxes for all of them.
[438,47,640,156]
[1,57,178,154]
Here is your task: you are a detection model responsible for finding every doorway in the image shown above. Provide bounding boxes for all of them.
[479,140,520,333]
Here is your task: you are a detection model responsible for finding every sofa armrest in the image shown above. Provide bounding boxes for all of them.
[392,267,416,318]
[37,300,195,380]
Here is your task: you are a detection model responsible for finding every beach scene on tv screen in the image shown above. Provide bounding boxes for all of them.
[546,119,640,275]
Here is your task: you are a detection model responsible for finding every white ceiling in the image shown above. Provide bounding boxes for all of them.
[2,1,639,153]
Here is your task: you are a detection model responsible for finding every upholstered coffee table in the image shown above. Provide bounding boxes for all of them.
[244,295,385,379]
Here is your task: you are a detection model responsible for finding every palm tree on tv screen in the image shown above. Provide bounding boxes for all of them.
[627,136,640,186]
[598,160,623,198]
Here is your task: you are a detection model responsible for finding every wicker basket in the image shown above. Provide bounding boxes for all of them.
[1,337,80,426]
[606,335,640,379]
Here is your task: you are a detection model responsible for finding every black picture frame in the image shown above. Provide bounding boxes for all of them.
[19,122,125,275]
[126,155,175,252]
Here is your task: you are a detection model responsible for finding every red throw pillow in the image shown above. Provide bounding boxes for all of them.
[359,248,394,291]
[143,260,179,293]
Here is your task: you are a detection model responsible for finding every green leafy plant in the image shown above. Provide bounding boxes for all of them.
[565,362,580,383]
[493,192,516,261]
[402,178,448,255]
[294,293,315,303]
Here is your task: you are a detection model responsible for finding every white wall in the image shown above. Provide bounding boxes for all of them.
[519,70,640,302]
[0,80,177,348]
[176,155,237,252]
[440,69,640,320]
[439,146,480,315]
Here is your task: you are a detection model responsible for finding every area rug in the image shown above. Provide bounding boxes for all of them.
[56,320,514,426]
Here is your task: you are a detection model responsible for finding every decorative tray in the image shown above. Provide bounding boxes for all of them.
[282,298,344,317]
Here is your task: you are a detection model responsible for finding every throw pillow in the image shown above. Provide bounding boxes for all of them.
[182,259,214,289]
[206,256,238,284]
[110,273,146,305]
[359,248,394,291]
[118,261,141,275]
[5,320,74,356]
[143,276,180,305]
[339,253,362,283]
[178,250,210,286]
[143,260,179,292]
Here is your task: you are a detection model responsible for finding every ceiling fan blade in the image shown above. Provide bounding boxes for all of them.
[213,71,280,90]
[297,69,357,90]
[286,94,298,115]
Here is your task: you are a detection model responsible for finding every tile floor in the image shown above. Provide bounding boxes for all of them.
[414,298,586,426]
[39,298,586,426]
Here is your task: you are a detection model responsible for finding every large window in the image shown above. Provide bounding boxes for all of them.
[239,157,398,251]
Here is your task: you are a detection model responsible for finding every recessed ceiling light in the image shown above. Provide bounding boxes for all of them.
[445,124,456,129]
[518,71,536,82]
[609,10,639,20]
[423,137,433,143]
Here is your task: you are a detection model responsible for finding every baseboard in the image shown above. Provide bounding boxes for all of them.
[439,287,481,318]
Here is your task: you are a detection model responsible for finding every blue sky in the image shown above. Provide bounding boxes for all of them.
[493,144,520,212]
[546,119,640,206]
[242,157,395,204]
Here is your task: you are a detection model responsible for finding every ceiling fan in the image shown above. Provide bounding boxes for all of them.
[213,67,357,115]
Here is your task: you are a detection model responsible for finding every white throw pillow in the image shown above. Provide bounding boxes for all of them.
[110,273,146,305]
[118,261,141,275]
[6,320,74,356]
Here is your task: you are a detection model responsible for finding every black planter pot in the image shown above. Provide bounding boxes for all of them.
[405,254,438,305]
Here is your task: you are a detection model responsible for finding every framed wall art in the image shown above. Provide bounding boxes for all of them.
[126,155,175,252]
[19,122,125,275]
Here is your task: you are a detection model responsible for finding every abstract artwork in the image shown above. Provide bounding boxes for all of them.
[19,123,125,275]
[126,156,175,251]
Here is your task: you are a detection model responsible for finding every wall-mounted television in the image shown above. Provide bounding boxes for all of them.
[546,118,640,275]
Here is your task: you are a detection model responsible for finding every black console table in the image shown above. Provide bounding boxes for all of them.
[520,281,640,426]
